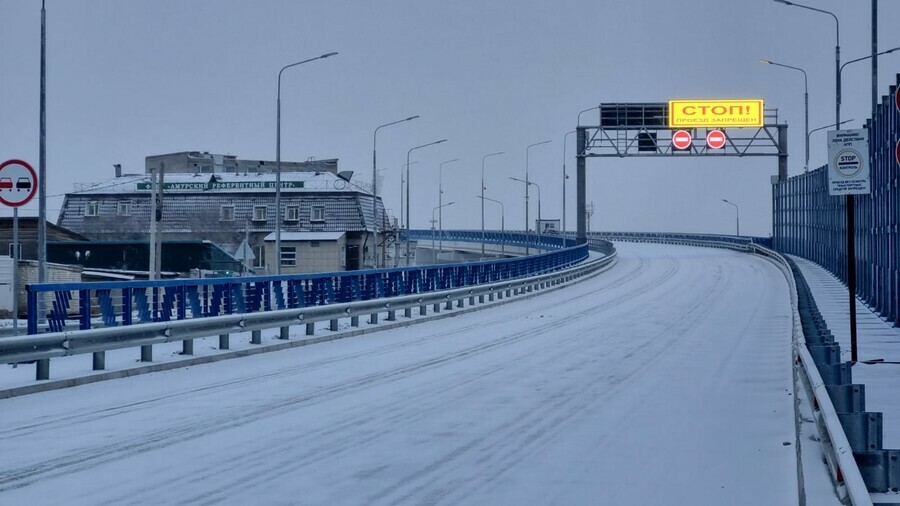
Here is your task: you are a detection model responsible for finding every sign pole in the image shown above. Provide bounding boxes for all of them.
[12,207,18,334]
[848,193,857,362]
[828,128,869,363]
[0,159,39,333]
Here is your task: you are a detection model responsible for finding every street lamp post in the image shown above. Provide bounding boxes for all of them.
[406,139,447,266]
[807,119,855,157]
[275,51,337,275]
[476,195,505,255]
[373,115,419,268]
[577,106,600,126]
[510,177,542,249]
[760,59,808,172]
[721,199,740,236]
[431,202,455,258]
[775,1,838,123]
[395,163,413,267]
[439,159,459,254]
[563,130,576,236]
[524,141,551,255]
[481,151,504,256]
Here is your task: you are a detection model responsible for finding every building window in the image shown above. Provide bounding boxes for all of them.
[117,201,131,216]
[221,205,235,221]
[86,201,99,216]
[252,245,265,268]
[280,246,296,267]
[285,205,300,221]
[311,205,325,222]
[252,206,267,222]
[310,241,320,248]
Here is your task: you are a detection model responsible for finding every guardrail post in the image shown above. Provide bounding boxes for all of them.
[306,322,315,335]
[329,319,338,331]
[404,308,412,318]
[141,345,152,362]
[386,309,396,321]
[479,294,485,303]
[251,330,262,345]
[219,334,229,350]
[433,302,441,313]
[36,358,49,380]
[350,316,359,327]
[279,326,290,339]
[370,312,379,324]
[182,339,193,355]
[93,351,105,370]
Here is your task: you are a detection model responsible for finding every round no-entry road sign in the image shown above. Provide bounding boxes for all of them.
[0,159,38,208]
[672,130,692,150]
[706,130,726,149]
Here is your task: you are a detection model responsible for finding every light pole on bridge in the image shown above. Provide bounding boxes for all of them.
[721,199,740,237]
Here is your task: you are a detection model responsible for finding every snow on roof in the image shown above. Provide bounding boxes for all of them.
[70,171,372,196]
[263,232,346,242]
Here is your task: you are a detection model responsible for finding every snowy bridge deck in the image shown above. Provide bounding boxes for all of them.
[0,243,803,505]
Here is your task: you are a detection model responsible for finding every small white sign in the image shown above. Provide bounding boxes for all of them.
[827,129,870,196]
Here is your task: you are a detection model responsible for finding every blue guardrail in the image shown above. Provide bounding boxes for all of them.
[26,230,587,335]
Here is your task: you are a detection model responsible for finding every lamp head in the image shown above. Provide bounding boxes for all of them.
[320,52,339,59]
[406,115,420,121]
[759,59,772,64]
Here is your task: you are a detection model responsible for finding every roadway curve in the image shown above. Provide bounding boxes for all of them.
[0,243,799,505]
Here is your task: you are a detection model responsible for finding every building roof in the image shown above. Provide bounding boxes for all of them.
[70,171,373,196]
[263,232,346,241]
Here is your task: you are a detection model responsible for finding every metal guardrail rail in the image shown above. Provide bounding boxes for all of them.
[600,232,873,505]
[25,230,585,336]
[7,232,606,380]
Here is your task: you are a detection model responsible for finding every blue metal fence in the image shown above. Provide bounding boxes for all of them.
[26,230,588,335]
[773,73,900,327]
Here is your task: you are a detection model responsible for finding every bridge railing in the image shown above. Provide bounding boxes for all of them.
[602,231,874,503]
[4,234,614,387]
[409,229,577,250]
[25,230,587,336]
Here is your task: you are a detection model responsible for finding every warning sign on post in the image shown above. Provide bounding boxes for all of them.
[827,129,870,196]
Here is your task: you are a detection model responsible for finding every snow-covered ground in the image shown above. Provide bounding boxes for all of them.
[0,243,811,505]
[792,255,900,450]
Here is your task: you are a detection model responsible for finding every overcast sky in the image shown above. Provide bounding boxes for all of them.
[1,0,897,237]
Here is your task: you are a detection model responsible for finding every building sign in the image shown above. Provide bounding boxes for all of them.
[827,129,870,196]
[135,181,305,191]
[668,99,764,128]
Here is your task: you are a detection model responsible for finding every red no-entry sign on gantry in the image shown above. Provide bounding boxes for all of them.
[706,130,726,149]
[0,159,38,208]
[672,130,692,150]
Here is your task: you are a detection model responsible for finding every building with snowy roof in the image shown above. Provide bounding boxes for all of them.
[57,152,394,274]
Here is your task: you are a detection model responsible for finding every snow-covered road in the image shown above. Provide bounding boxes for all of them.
[0,243,801,505]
